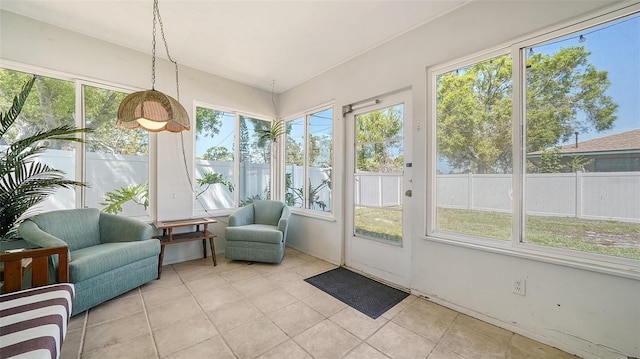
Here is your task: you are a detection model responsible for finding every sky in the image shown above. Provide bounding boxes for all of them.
[531,12,640,142]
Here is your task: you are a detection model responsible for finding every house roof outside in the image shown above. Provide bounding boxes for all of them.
[528,129,640,156]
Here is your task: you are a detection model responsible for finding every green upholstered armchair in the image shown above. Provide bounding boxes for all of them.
[225,200,291,263]
[18,208,160,315]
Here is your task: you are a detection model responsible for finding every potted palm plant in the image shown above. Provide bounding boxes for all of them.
[0,75,90,240]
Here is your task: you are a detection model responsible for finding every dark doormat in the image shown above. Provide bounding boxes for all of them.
[305,267,409,319]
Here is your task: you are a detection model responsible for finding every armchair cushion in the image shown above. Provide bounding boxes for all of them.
[226,224,283,244]
[70,241,160,282]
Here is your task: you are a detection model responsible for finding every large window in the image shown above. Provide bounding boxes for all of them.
[285,106,333,212]
[0,67,149,217]
[430,9,640,265]
[83,84,149,217]
[195,105,272,211]
[521,11,640,260]
[434,54,513,241]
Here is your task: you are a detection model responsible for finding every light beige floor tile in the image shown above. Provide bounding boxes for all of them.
[193,284,243,312]
[507,334,579,359]
[454,314,512,342]
[87,291,143,326]
[264,268,303,283]
[289,252,320,263]
[249,287,298,313]
[206,299,264,333]
[83,312,149,353]
[208,257,251,273]
[439,321,510,359]
[367,321,436,359]
[222,316,288,359]
[302,290,348,317]
[165,335,235,359]
[170,257,210,270]
[294,320,361,359]
[142,268,182,292]
[279,255,309,268]
[142,283,191,309]
[61,326,83,359]
[427,345,466,359]
[153,315,218,357]
[280,279,320,299]
[174,264,218,283]
[392,298,457,342]
[184,273,227,295]
[343,342,390,359]
[232,275,278,297]
[267,301,325,337]
[255,339,313,359]
[290,261,335,278]
[68,312,86,332]
[218,266,262,283]
[146,297,204,330]
[330,307,388,340]
[381,295,417,320]
[81,333,156,359]
[250,262,287,275]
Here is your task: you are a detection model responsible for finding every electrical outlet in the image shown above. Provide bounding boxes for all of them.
[513,278,526,296]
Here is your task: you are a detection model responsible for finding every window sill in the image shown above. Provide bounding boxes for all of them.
[422,235,640,281]
[289,208,336,222]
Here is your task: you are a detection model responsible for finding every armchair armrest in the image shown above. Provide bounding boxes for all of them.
[278,206,291,234]
[228,205,255,227]
[18,221,69,248]
[99,212,153,243]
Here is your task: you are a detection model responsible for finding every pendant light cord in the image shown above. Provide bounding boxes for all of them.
[152,0,181,101]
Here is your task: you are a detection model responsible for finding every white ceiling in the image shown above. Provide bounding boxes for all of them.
[0,0,469,93]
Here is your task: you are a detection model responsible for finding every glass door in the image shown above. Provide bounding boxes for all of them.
[345,90,412,287]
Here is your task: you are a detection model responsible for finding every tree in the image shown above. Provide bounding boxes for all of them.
[195,107,222,140]
[356,106,403,172]
[202,146,234,162]
[437,47,617,174]
[84,86,148,156]
[1,68,148,156]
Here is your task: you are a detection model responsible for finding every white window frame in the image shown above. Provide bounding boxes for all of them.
[0,60,155,222]
[192,101,274,215]
[283,102,335,218]
[426,3,640,278]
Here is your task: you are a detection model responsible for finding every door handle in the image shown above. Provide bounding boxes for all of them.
[405,189,412,197]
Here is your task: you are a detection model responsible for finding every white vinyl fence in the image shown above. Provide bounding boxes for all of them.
[436,172,640,223]
[11,147,638,222]
[353,172,640,223]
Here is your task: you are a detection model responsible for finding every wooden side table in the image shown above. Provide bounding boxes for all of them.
[153,218,217,278]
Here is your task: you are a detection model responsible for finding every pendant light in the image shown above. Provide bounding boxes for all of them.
[116,0,190,132]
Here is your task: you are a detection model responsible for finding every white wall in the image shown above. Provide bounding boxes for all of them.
[278,1,639,358]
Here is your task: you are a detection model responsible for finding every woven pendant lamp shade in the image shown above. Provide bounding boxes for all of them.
[117,90,190,132]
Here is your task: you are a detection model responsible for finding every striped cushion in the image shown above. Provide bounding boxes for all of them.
[0,283,75,359]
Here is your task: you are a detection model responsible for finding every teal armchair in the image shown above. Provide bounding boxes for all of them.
[18,208,160,315]
[225,200,291,263]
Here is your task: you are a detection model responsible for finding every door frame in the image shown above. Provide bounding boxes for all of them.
[344,89,413,288]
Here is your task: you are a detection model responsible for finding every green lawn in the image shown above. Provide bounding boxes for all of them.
[355,207,640,259]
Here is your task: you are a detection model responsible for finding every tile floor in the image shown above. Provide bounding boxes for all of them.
[61,248,578,359]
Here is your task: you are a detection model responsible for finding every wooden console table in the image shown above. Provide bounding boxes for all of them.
[153,218,217,278]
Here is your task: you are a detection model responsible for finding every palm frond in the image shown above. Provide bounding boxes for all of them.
[1,75,91,239]
[0,75,36,138]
